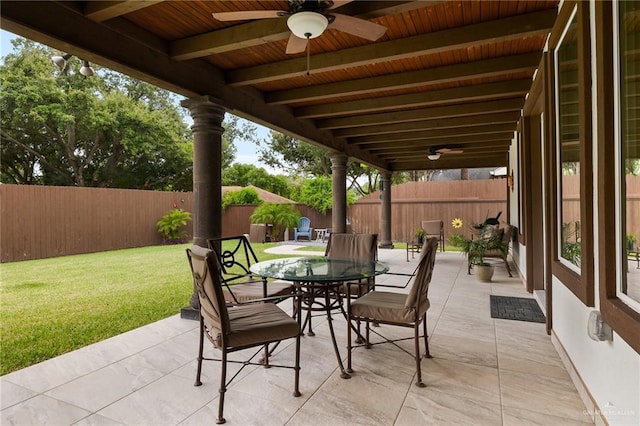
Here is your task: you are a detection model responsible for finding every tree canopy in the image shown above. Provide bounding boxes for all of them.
[1,38,195,190]
[222,163,291,198]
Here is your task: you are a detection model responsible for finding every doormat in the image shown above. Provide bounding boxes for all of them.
[490,295,546,323]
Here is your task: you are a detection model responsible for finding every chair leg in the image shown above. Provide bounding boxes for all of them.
[414,322,425,388]
[294,333,301,397]
[195,317,204,386]
[347,313,353,373]
[217,349,228,424]
[504,257,513,277]
[423,313,431,358]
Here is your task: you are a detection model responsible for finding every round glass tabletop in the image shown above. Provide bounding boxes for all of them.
[250,257,389,283]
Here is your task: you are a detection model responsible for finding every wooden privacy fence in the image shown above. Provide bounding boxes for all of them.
[0,184,330,262]
[5,178,637,262]
[350,180,508,242]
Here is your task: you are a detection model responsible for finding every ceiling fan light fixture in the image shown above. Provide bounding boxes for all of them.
[80,60,95,76]
[51,53,72,70]
[287,11,329,39]
[427,153,441,161]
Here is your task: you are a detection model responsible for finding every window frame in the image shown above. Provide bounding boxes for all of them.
[548,0,594,306]
[596,0,640,353]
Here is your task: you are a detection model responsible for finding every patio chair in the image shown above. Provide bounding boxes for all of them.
[294,216,313,241]
[186,245,301,425]
[207,235,293,303]
[421,220,445,252]
[346,237,438,387]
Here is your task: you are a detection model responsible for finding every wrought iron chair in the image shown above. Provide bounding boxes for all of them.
[294,216,313,241]
[300,233,378,337]
[207,235,294,303]
[186,245,302,425]
[346,237,438,387]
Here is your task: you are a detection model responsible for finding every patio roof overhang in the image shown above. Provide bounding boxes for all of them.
[0,0,558,172]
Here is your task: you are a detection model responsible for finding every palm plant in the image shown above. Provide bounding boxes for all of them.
[250,203,301,241]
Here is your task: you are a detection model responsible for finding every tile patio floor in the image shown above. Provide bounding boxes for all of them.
[1,247,594,425]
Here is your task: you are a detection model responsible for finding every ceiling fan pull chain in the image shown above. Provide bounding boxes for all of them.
[306,33,312,83]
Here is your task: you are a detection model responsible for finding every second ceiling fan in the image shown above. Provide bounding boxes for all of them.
[212,0,387,54]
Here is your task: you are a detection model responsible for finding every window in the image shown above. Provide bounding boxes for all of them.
[549,1,594,306]
[614,0,640,311]
[555,8,582,271]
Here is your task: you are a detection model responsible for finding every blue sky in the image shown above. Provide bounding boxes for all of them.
[1,29,277,173]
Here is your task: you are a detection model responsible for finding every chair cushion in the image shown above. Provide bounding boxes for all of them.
[223,280,293,303]
[350,291,430,324]
[208,302,300,349]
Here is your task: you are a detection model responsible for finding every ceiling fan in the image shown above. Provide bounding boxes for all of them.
[212,0,387,55]
[427,146,464,161]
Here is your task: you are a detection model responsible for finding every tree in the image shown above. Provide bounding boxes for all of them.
[221,187,262,209]
[222,163,291,198]
[293,176,357,214]
[257,130,410,196]
[1,38,193,190]
[221,116,258,169]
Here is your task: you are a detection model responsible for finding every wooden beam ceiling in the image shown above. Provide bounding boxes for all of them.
[1,0,559,172]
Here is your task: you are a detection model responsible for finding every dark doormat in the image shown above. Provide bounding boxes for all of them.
[490,295,546,323]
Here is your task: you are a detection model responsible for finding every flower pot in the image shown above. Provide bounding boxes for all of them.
[475,264,494,282]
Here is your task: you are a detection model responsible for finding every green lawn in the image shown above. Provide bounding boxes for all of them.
[0,242,301,375]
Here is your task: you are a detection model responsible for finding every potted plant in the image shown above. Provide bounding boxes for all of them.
[454,228,508,282]
[414,228,426,244]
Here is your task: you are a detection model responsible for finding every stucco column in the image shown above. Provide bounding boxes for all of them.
[330,153,348,234]
[180,96,225,315]
[379,171,394,248]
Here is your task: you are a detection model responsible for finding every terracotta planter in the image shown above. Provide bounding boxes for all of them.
[475,264,494,282]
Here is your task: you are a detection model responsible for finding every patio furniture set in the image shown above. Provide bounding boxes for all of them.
[186,233,438,424]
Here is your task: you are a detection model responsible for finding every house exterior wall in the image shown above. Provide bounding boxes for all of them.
[514,2,640,423]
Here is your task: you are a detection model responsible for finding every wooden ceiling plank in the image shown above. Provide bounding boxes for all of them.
[316,97,524,129]
[335,111,521,137]
[389,153,508,171]
[294,79,532,119]
[266,52,541,104]
[171,1,425,61]
[349,123,517,144]
[228,8,557,86]
[84,1,164,22]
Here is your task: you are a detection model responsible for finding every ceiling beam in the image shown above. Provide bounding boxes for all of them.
[266,52,541,105]
[317,98,524,129]
[348,123,516,145]
[170,1,426,60]
[228,8,557,86]
[335,112,521,138]
[294,79,532,119]
[84,1,164,22]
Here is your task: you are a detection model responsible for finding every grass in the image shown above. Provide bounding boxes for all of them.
[0,242,298,375]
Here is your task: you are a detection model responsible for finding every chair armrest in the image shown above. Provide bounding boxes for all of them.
[226,291,304,307]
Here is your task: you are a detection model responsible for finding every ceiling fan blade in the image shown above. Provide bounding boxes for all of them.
[327,0,354,10]
[329,14,387,41]
[212,11,285,21]
[437,148,464,154]
[286,33,308,54]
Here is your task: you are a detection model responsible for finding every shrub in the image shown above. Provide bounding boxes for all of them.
[250,203,301,241]
[156,209,192,243]
[222,187,262,209]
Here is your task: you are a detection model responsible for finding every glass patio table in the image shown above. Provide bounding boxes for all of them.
[250,256,389,378]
